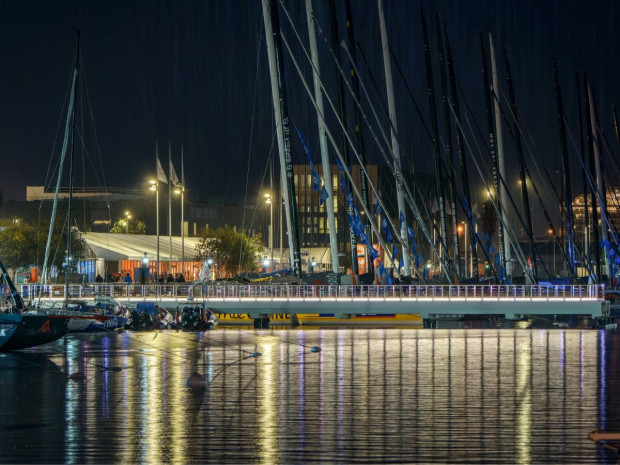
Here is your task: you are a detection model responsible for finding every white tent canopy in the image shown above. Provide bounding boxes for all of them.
[84,233,202,261]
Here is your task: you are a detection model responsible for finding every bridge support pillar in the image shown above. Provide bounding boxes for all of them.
[253,317,270,329]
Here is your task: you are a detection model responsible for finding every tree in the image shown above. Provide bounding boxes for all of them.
[109,218,146,234]
[195,225,263,277]
[0,219,88,277]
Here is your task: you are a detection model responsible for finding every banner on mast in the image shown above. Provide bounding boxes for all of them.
[170,159,179,185]
[157,157,168,184]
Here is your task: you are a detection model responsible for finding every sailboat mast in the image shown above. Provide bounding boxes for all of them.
[420,6,449,278]
[436,15,460,279]
[479,31,505,278]
[587,80,610,281]
[344,0,373,276]
[168,142,172,276]
[42,33,79,289]
[327,0,357,275]
[155,141,161,280]
[612,99,620,151]
[584,75,601,281]
[304,0,339,273]
[181,145,185,277]
[262,0,302,277]
[64,31,80,294]
[488,34,509,279]
[444,25,478,280]
[503,42,536,280]
[575,65,591,277]
[552,60,576,276]
[377,0,410,276]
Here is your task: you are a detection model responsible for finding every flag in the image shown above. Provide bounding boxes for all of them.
[170,159,179,185]
[336,157,346,172]
[359,232,369,246]
[157,157,167,183]
[340,174,347,195]
[319,186,329,205]
[407,224,415,241]
[371,246,379,260]
[375,199,382,216]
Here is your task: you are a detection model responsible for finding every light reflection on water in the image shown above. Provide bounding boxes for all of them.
[0,328,618,463]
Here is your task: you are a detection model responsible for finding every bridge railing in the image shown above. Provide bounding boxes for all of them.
[18,283,604,301]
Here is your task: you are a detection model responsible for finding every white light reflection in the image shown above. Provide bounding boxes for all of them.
[257,339,276,464]
[64,339,81,465]
[599,330,607,429]
[516,334,532,464]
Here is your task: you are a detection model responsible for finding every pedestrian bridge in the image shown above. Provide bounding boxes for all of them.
[22,283,607,320]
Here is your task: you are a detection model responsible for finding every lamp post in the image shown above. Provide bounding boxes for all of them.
[264,192,273,271]
[174,184,184,278]
[125,211,131,234]
[149,179,160,281]
[207,258,215,281]
[548,228,555,275]
[457,223,465,279]
[141,252,149,284]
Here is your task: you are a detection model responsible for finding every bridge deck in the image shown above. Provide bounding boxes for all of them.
[22,283,607,319]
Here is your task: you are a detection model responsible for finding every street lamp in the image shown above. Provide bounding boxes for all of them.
[207,258,215,281]
[548,228,555,274]
[141,252,149,284]
[149,179,161,281]
[264,192,273,271]
[458,222,469,279]
[174,184,185,278]
[125,211,131,234]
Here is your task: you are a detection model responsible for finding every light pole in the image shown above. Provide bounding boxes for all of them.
[174,184,185,277]
[457,223,465,279]
[125,211,131,234]
[548,228,555,275]
[149,179,160,281]
[141,252,149,284]
[264,192,273,271]
[207,258,215,281]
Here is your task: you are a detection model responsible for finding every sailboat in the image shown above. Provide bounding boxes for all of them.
[30,32,129,334]
[0,257,69,352]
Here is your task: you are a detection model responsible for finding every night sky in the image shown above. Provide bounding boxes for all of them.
[1,0,618,222]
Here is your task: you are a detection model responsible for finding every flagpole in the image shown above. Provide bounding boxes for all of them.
[168,141,172,279]
[181,145,185,278]
[156,141,160,282]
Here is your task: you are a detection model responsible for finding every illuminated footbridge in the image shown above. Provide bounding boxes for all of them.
[23,283,608,326]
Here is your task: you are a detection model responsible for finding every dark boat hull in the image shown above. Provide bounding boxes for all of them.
[0,314,22,349]
[1,314,70,352]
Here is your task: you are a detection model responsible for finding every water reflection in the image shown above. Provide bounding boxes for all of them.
[0,329,618,463]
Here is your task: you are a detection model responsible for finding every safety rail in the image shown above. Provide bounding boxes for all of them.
[18,283,605,301]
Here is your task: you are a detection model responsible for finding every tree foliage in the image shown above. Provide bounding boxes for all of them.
[109,218,146,234]
[0,218,88,274]
[195,225,263,277]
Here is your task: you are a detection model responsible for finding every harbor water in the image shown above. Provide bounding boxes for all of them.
[1,326,619,464]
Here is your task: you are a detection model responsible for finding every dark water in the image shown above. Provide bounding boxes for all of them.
[1,327,619,464]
